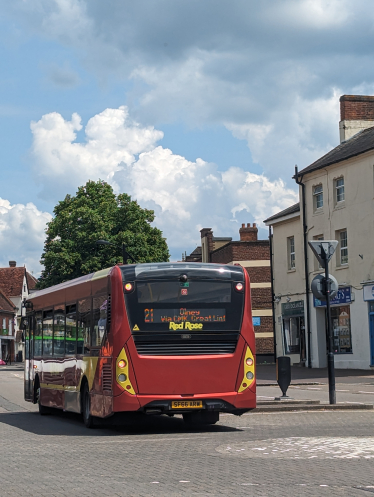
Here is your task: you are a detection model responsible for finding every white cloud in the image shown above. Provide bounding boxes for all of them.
[0,198,52,275]
[30,106,163,199]
[30,106,298,258]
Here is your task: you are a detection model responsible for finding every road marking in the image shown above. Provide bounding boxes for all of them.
[336,390,349,392]
[358,391,374,394]
[307,387,322,390]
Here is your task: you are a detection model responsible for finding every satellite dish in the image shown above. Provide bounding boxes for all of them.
[311,274,338,300]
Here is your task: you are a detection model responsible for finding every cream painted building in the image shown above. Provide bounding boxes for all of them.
[265,94,374,369]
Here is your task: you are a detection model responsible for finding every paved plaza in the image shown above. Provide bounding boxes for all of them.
[1,365,374,496]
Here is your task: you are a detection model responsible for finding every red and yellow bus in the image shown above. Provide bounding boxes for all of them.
[24,262,256,427]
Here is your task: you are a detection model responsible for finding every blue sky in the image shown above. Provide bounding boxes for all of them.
[1,0,374,273]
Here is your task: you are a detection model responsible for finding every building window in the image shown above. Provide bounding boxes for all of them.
[338,230,348,265]
[331,305,352,354]
[335,177,345,204]
[313,184,323,210]
[287,236,295,270]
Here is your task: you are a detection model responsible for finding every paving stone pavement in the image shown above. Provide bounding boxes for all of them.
[1,368,374,496]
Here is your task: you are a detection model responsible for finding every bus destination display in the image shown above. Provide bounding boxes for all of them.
[144,308,225,323]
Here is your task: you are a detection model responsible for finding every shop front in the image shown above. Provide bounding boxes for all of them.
[281,300,306,364]
[363,284,374,366]
[314,286,353,355]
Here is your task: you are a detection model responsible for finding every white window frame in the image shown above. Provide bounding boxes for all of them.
[287,236,295,270]
[338,229,348,266]
[335,176,345,204]
[313,184,323,211]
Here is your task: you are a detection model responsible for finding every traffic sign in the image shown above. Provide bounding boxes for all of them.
[308,240,338,266]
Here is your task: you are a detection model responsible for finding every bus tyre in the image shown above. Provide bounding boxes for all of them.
[82,383,95,429]
[183,411,219,426]
[35,384,51,416]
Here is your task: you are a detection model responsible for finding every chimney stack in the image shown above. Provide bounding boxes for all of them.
[9,261,16,267]
[339,95,374,143]
[239,223,258,242]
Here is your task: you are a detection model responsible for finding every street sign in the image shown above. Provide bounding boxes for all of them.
[308,240,338,266]
[311,274,338,300]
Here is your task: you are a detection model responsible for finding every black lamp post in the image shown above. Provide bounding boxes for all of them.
[95,240,137,265]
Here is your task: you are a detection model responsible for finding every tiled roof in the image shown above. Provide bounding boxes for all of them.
[190,246,202,256]
[26,272,37,290]
[0,288,16,312]
[264,202,300,223]
[0,267,34,297]
[298,126,374,176]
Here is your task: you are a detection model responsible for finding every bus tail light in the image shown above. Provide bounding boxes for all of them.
[235,282,244,292]
[238,346,255,393]
[116,348,135,395]
[124,282,135,293]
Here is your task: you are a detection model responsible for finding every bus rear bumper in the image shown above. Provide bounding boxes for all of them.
[113,390,256,415]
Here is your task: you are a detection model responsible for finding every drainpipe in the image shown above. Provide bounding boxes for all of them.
[268,225,277,363]
[294,166,312,368]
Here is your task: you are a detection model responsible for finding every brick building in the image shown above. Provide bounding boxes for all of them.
[0,261,37,361]
[185,224,274,360]
[0,288,17,362]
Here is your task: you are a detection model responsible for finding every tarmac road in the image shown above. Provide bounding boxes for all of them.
[1,365,374,496]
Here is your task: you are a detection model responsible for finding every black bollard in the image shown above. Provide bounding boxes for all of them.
[276,356,291,399]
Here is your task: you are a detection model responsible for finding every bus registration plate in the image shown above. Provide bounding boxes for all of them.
[171,400,203,409]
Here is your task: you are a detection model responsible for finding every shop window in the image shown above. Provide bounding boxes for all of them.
[287,236,295,270]
[42,310,53,356]
[334,177,345,204]
[78,298,91,354]
[331,305,352,354]
[34,312,42,356]
[283,317,301,354]
[313,184,323,211]
[92,295,108,347]
[66,304,77,356]
[53,305,65,356]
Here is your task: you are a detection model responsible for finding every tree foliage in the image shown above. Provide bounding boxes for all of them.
[37,180,170,288]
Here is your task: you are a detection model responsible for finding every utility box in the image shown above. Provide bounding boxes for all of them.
[276,356,291,397]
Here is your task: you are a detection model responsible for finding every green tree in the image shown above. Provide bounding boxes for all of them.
[37,180,170,288]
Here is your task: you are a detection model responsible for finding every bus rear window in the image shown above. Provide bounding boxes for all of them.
[137,281,231,303]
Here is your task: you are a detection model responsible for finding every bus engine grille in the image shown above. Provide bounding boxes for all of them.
[102,364,112,392]
[132,333,239,355]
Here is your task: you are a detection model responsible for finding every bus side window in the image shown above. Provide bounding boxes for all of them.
[43,310,53,356]
[78,298,91,354]
[92,295,107,347]
[53,305,65,356]
[34,312,42,356]
[66,304,77,356]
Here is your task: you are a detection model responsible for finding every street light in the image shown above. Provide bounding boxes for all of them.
[95,240,137,265]
[309,240,338,405]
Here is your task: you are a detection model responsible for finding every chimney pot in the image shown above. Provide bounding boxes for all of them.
[9,261,16,267]
[239,223,258,242]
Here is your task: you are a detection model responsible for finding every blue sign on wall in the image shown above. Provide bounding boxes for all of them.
[253,317,261,326]
[314,286,351,307]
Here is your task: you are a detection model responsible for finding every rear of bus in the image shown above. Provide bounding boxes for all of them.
[113,262,256,424]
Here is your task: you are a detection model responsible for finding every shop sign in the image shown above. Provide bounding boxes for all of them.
[0,329,8,336]
[253,317,261,326]
[281,300,304,316]
[314,286,351,307]
[363,284,374,301]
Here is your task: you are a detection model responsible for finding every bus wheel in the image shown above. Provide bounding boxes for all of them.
[183,411,219,426]
[82,383,94,429]
[35,382,51,416]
